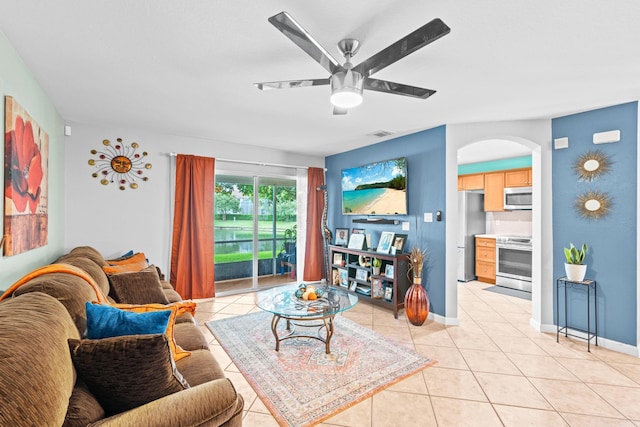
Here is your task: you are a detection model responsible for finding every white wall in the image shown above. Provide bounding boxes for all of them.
[0,32,65,290]
[446,120,553,328]
[64,122,324,276]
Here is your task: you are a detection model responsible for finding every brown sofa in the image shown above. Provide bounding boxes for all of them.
[0,246,243,426]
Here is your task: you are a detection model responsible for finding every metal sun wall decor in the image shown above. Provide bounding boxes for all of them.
[571,149,613,221]
[573,149,612,182]
[575,189,612,220]
[88,138,152,190]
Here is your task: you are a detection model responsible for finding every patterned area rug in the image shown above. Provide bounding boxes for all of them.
[206,311,435,427]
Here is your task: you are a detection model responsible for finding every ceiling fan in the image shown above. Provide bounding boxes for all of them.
[254,11,451,115]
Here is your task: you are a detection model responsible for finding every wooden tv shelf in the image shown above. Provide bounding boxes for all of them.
[329,245,409,319]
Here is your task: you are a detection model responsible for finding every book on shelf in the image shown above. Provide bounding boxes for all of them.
[355,285,371,296]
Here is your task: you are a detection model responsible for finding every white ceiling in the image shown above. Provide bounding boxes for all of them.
[1,1,639,158]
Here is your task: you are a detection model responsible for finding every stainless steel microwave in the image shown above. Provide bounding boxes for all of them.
[504,187,532,210]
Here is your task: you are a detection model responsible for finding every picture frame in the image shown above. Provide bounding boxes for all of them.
[377,231,395,254]
[384,264,394,279]
[334,228,349,246]
[352,228,365,235]
[355,269,368,282]
[332,268,340,285]
[392,234,408,253]
[347,233,365,250]
[333,253,343,265]
[339,268,349,287]
[384,286,393,301]
[372,278,384,298]
[349,281,358,292]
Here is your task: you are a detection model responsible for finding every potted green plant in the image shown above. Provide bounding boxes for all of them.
[564,242,588,281]
[282,225,297,253]
[372,257,382,275]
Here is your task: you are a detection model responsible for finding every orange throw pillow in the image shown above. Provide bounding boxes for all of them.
[102,253,148,274]
[107,252,147,266]
[110,301,196,361]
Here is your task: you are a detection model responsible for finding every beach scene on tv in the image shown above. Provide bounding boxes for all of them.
[341,158,407,215]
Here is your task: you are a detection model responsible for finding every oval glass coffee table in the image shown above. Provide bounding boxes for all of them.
[257,284,358,354]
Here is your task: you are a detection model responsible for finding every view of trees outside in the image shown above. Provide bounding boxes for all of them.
[214,178,297,266]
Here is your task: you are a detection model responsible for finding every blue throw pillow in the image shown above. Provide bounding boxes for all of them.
[86,302,171,339]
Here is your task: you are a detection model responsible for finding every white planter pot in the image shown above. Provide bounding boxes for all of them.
[372,267,381,276]
[565,263,587,282]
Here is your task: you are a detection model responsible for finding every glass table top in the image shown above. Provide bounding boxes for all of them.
[257,284,358,318]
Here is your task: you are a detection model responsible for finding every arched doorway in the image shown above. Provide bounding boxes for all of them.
[456,139,534,314]
[444,121,554,332]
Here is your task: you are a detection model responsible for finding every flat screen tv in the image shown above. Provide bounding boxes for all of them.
[341,157,407,215]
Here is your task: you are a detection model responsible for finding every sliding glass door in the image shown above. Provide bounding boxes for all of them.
[214,173,297,294]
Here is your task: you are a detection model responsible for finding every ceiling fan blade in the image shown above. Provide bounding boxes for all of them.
[333,106,348,115]
[254,78,330,90]
[364,78,436,99]
[268,11,341,74]
[354,18,451,77]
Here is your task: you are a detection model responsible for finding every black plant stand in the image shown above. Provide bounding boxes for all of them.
[556,277,597,351]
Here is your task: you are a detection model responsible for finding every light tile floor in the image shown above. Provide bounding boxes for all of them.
[194,281,640,426]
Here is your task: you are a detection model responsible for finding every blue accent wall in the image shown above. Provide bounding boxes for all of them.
[325,126,447,316]
[552,102,638,346]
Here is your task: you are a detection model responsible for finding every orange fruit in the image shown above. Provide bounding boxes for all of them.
[307,292,317,300]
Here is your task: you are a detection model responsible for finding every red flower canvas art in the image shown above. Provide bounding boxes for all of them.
[4,96,48,256]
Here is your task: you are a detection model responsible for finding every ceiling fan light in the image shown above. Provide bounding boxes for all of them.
[330,69,364,109]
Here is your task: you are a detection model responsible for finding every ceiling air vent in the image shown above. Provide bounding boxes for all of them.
[368,130,395,138]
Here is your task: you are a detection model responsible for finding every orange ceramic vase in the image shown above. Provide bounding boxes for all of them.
[404,277,429,326]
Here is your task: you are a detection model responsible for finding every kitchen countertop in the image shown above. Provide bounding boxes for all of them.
[475,234,532,239]
[475,234,500,239]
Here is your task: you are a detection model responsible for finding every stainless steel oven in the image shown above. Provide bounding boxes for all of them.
[495,236,532,292]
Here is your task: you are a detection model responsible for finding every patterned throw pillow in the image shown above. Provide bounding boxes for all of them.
[106,265,170,304]
[68,334,189,415]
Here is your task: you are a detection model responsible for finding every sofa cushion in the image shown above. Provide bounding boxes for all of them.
[55,255,111,296]
[107,266,170,304]
[175,349,226,387]
[85,302,171,339]
[63,380,105,427]
[12,272,102,335]
[163,288,183,303]
[0,292,80,426]
[174,321,210,351]
[69,246,108,267]
[68,334,189,415]
[112,301,196,361]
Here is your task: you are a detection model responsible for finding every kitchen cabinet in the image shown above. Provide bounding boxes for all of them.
[504,168,532,187]
[458,173,484,191]
[475,237,496,284]
[483,172,505,212]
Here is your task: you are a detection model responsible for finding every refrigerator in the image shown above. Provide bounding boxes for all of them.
[457,192,486,282]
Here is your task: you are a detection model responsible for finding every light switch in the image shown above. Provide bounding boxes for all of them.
[424,212,433,222]
[402,221,410,231]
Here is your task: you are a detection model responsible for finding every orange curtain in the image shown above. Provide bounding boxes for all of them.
[304,167,325,281]
[170,155,215,299]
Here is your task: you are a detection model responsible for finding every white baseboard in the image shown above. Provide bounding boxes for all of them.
[428,312,459,326]
[539,322,639,357]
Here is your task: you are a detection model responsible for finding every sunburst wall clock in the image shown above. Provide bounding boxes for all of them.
[88,138,152,190]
